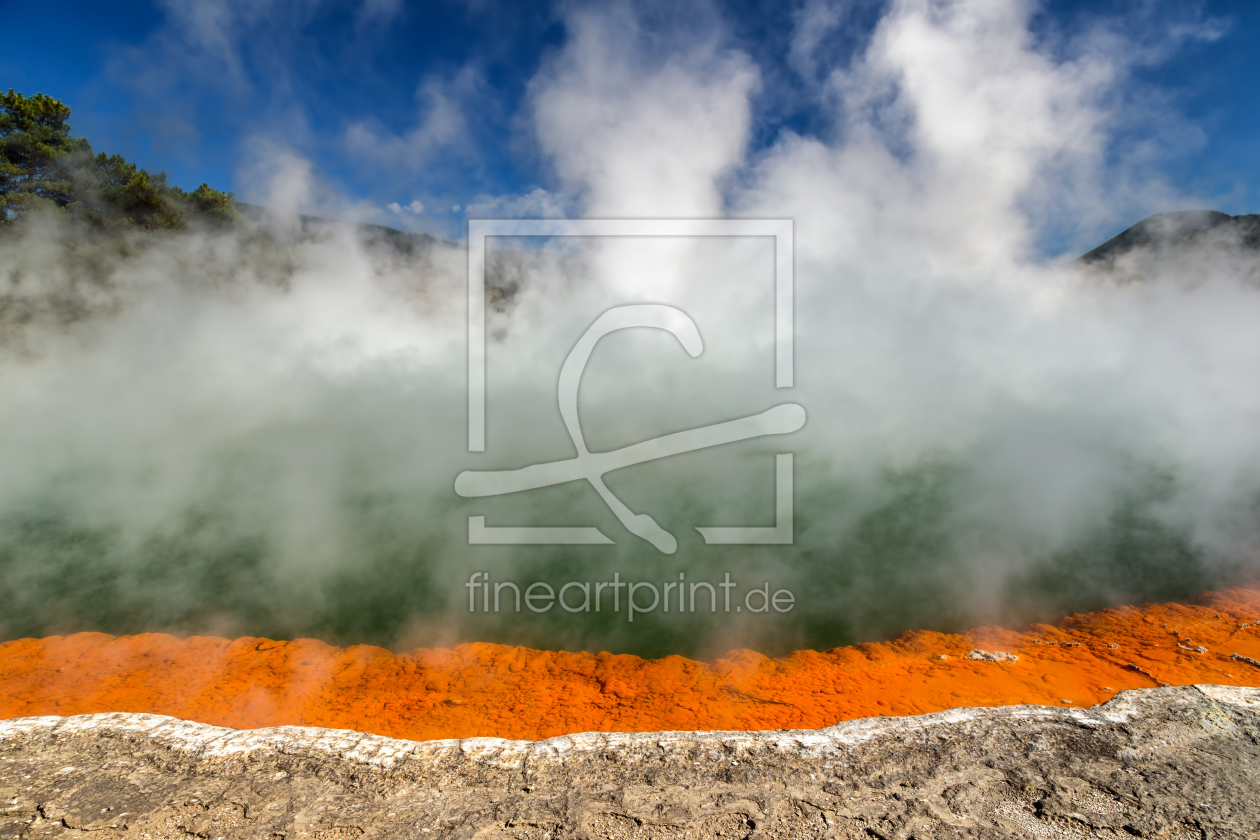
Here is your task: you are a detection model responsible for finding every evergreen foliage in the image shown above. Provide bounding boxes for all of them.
[1,89,236,230]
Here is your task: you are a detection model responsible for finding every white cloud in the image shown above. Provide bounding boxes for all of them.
[387,199,426,215]
[464,188,570,219]
[736,0,1142,279]
[236,138,391,226]
[345,67,481,175]
[789,0,847,81]
[528,4,759,218]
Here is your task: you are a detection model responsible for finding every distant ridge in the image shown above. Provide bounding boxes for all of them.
[235,201,452,253]
[1081,209,1260,267]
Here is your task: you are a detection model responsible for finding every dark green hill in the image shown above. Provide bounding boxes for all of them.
[1081,210,1260,267]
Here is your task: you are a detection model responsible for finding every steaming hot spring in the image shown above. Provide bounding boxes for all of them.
[2,207,1260,740]
[7,3,1260,834]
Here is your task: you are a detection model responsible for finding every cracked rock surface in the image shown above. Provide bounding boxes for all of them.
[2,685,1258,839]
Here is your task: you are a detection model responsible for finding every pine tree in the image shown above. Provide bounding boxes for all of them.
[1,89,237,230]
[0,90,92,219]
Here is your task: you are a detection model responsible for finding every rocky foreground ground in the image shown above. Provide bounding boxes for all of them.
[2,685,1259,839]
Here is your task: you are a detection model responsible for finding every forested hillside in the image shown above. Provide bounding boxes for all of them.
[1,90,235,230]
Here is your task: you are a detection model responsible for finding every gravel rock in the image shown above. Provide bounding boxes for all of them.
[965,649,1019,663]
[2,684,1258,839]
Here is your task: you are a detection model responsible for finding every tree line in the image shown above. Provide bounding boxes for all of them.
[1,89,237,230]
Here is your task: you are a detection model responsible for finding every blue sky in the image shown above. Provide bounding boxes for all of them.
[3,0,1258,246]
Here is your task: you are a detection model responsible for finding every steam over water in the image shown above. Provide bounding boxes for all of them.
[3,0,1259,658]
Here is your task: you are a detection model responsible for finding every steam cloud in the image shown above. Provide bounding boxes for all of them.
[2,0,1257,658]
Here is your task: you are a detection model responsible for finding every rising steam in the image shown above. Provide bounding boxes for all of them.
[1,0,1258,659]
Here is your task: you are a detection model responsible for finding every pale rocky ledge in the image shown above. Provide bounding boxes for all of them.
[2,685,1258,839]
